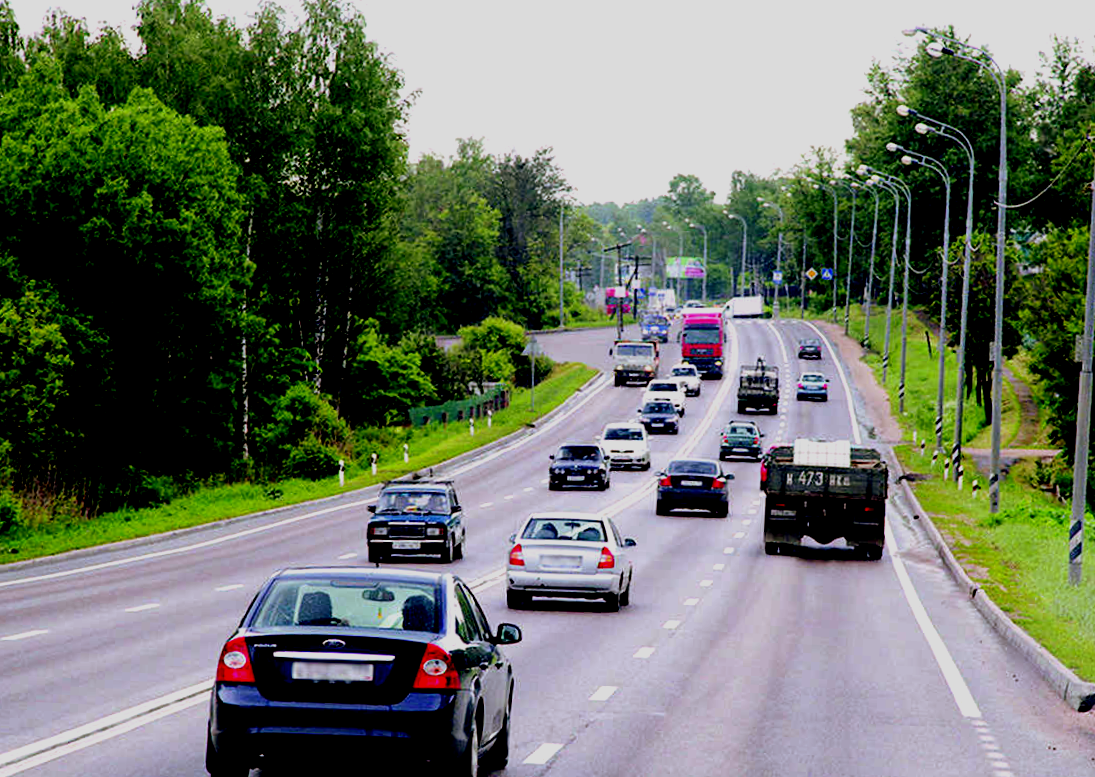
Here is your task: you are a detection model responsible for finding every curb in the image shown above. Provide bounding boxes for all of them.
[891,453,1095,712]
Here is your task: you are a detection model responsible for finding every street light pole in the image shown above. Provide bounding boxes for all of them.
[759,199,785,318]
[558,203,566,328]
[864,173,902,383]
[690,221,709,304]
[724,211,748,298]
[907,27,1009,511]
[860,181,881,349]
[899,105,977,487]
[832,179,858,336]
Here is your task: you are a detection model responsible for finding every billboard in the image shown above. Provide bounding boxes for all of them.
[665,256,706,280]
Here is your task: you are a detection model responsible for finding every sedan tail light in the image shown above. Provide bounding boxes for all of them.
[711,478,725,489]
[413,643,461,690]
[659,476,672,487]
[597,547,615,569]
[753,436,760,445]
[509,544,525,566]
[216,636,255,684]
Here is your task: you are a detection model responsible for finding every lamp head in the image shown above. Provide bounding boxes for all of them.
[856,164,869,176]
[885,142,899,153]
[925,40,947,58]
[896,104,913,118]
[901,155,914,166]
[915,122,930,135]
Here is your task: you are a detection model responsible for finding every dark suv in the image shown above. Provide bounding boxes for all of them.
[367,481,466,563]
[797,338,822,359]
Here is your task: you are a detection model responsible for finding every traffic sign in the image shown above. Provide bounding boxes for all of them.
[821,267,834,281]
[772,271,783,284]
[805,267,818,281]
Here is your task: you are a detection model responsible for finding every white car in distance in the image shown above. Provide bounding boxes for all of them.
[668,362,702,397]
[641,379,686,416]
[597,421,652,470]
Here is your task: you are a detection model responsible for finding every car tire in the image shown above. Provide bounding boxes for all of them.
[604,591,621,612]
[764,542,780,555]
[449,710,479,777]
[655,499,669,516]
[454,535,465,560]
[440,539,453,563]
[598,474,609,491]
[548,480,560,491]
[671,426,680,435]
[737,402,746,414]
[206,732,248,777]
[641,460,651,471]
[506,589,530,609]
[714,504,729,518]
[620,575,632,607]
[367,546,388,564]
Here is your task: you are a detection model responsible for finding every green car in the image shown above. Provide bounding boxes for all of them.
[719,420,764,460]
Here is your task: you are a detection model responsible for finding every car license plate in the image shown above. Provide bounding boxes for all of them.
[392,540,421,550]
[542,555,582,569]
[567,475,585,482]
[680,479,703,487]
[651,421,664,426]
[733,447,748,453]
[292,661,374,682]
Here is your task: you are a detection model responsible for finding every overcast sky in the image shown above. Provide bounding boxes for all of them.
[8,0,1093,205]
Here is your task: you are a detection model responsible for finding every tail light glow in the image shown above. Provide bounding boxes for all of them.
[509,544,524,566]
[659,476,672,487]
[216,636,255,683]
[598,547,615,569]
[712,478,725,489]
[413,643,461,690]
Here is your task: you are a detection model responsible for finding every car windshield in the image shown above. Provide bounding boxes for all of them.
[377,490,449,514]
[616,343,654,357]
[644,402,675,414]
[643,316,668,326]
[682,329,720,344]
[672,367,697,377]
[252,578,441,632]
[556,446,601,461]
[522,518,606,542]
[667,460,718,476]
[604,427,643,441]
[801,374,825,384]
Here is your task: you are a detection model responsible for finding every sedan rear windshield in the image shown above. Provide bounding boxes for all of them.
[252,578,441,632]
[648,382,679,392]
[726,426,755,436]
[522,518,606,542]
[604,428,644,440]
[667,460,718,476]
[671,367,697,376]
[556,446,602,461]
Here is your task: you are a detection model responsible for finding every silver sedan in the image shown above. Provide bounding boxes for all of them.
[506,512,636,612]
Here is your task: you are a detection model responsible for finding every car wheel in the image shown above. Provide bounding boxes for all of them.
[764,542,780,555]
[715,504,729,518]
[548,480,560,491]
[655,499,669,516]
[604,591,621,612]
[672,426,680,435]
[620,575,632,607]
[598,474,609,491]
[642,460,651,471]
[482,685,512,771]
[440,539,453,563]
[737,402,746,414]
[454,534,465,560]
[679,407,685,417]
[205,732,248,777]
[506,589,530,609]
[451,710,479,777]
[367,546,388,564]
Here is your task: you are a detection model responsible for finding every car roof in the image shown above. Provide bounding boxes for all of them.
[603,421,644,429]
[527,511,607,522]
[728,419,759,426]
[380,482,450,493]
[668,457,720,467]
[271,566,451,585]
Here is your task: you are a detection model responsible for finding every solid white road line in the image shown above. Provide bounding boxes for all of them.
[588,686,618,702]
[803,321,861,445]
[0,630,48,642]
[885,521,982,718]
[523,743,565,765]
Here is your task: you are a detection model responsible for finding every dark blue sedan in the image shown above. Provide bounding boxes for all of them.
[206,567,521,776]
[655,458,734,517]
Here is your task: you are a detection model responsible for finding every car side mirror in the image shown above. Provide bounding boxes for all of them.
[508,533,516,544]
[624,538,637,547]
[494,623,522,645]
[723,473,736,480]
[368,505,377,513]
[761,432,766,437]
[608,348,614,356]
[549,454,555,460]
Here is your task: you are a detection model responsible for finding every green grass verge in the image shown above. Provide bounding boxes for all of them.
[0,362,598,565]
[897,443,1095,680]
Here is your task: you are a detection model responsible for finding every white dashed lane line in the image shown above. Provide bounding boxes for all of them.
[337,552,357,560]
[214,584,244,592]
[503,495,514,501]
[480,502,493,508]
[713,563,725,571]
[522,487,534,493]
[699,580,713,588]
[588,686,618,702]
[633,646,656,659]
[723,547,735,555]
[662,619,681,630]
[124,604,160,613]
[1,630,48,642]
[683,598,700,607]
[733,532,746,539]
[523,743,564,765]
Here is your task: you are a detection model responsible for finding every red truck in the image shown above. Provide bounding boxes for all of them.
[679,309,724,378]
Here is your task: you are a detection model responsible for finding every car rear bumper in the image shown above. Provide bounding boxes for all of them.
[657,488,728,510]
[209,684,469,765]
[720,444,761,458]
[642,420,679,434]
[606,452,650,468]
[796,391,828,400]
[507,569,620,596]
[368,538,449,554]
[549,471,607,487]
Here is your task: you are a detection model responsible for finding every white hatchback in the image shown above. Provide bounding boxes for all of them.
[641,379,686,416]
[597,421,652,470]
[668,362,702,396]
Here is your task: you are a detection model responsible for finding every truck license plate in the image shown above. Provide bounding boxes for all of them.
[392,540,421,550]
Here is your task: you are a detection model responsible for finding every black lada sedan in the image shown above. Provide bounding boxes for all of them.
[206,567,521,776]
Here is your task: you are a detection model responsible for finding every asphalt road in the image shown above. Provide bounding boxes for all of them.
[2,319,1095,777]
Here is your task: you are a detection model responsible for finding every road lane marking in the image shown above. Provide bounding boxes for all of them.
[523,743,564,765]
[733,532,746,539]
[0,630,48,642]
[480,502,493,508]
[662,619,681,630]
[523,487,534,493]
[588,686,617,702]
[885,521,981,718]
[0,681,211,773]
[713,563,725,570]
[503,495,514,500]
[683,598,700,606]
[337,552,358,560]
[723,547,735,554]
[699,580,713,588]
[214,584,244,592]
[633,646,656,659]
[742,519,752,525]
[803,321,861,444]
[123,604,160,613]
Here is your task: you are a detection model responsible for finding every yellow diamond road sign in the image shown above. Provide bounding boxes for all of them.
[806,267,819,281]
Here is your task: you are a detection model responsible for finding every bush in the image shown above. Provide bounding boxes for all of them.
[286,437,341,481]
[0,489,22,535]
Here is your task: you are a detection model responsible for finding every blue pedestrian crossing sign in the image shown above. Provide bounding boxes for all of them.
[772,271,783,284]
[821,267,835,281]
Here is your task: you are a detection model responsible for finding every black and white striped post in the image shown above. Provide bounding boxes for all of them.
[1068,151,1095,586]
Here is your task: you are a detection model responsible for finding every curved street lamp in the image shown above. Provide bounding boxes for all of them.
[723,211,748,297]
[689,221,709,303]
[830,178,859,336]
[905,26,1008,511]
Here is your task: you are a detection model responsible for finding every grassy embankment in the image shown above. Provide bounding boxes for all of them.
[0,362,598,565]
[817,304,1095,680]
